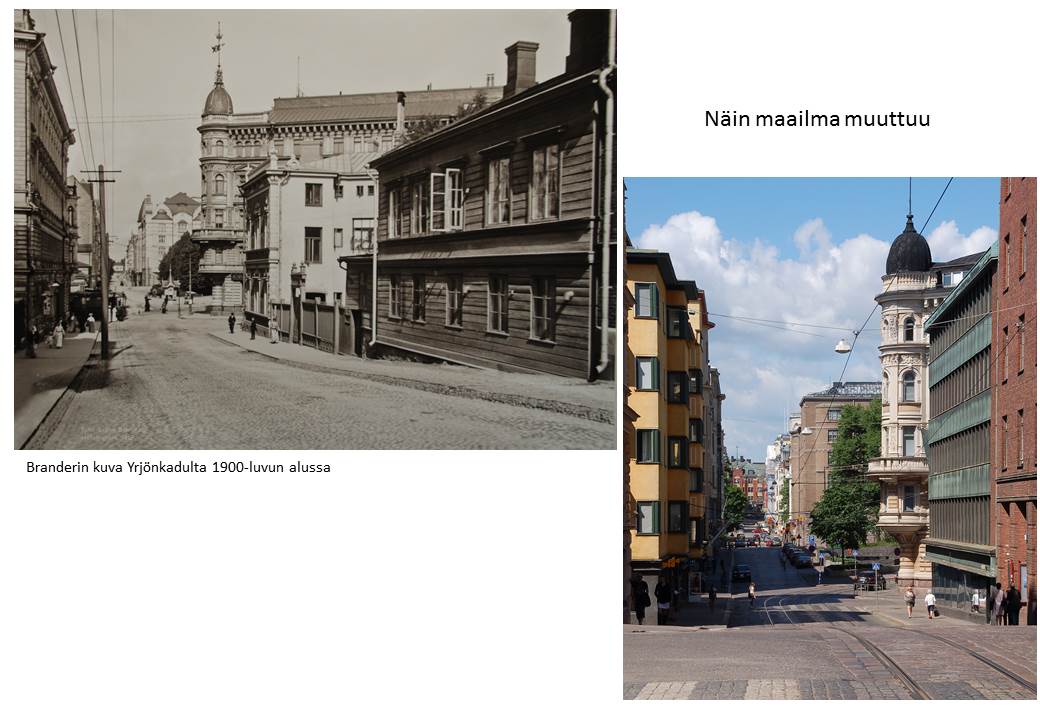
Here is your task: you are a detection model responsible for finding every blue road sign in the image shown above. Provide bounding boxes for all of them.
[808,535,816,544]
[852,549,859,557]
[871,562,880,571]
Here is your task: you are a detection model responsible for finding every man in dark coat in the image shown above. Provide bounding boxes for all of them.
[228,313,236,334]
[655,578,673,626]
[250,318,257,340]
[631,574,651,625]
[1006,585,1022,626]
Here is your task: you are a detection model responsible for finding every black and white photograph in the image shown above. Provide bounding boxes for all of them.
[13,8,616,449]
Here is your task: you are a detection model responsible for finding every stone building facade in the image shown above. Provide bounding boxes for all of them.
[992,176,1036,624]
[132,193,201,286]
[14,9,75,346]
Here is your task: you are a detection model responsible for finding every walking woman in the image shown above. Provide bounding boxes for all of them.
[904,586,916,618]
[748,581,757,607]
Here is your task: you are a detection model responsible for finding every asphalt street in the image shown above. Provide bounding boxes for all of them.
[25,309,614,449]
[626,546,1037,700]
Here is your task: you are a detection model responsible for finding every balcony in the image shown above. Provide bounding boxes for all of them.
[198,262,243,275]
[866,456,929,479]
[877,508,929,536]
[193,226,245,243]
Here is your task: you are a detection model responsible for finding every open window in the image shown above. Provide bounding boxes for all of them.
[430,168,464,232]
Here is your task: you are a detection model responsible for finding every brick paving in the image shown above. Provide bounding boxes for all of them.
[24,312,614,449]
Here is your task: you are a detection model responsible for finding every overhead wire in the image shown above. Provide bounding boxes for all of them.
[52,11,88,171]
[70,10,97,170]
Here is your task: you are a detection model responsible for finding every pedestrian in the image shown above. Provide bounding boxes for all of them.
[228,312,236,334]
[748,581,756,607]
[52,321,64,349]
[1006,585,1021,626]
[904,586,916,618]
[144,296,150,312]
[86,313,95,333]
[250,317,257,340]
[655,577,672,626]
[925,589,936,619]
[632,574,651,626]
[971,589,981,614]
[992,583,1006,625]
[708,584,717,613]
[270,317,279,344]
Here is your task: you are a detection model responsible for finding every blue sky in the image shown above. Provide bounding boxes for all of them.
[626,177,1000,460]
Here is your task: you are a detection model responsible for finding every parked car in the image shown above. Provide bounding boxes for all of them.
[731,564,752,582]
[856,570,887,591]
[734,537,747,548]
[792,554,813,568]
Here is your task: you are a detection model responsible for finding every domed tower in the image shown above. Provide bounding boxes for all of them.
[194,23,242,309]
[867,212,948,589]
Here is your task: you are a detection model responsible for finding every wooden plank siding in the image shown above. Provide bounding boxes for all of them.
[373,260,593,377]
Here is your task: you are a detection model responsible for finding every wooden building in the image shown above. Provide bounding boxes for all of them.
[339,10,616,379]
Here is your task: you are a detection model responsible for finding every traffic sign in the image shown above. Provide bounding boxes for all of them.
[871,562,880,570]
[808,535,816,544]
[852,550,859,557]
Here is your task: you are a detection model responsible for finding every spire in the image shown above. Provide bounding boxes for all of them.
[908,176,912,216]
[211,21,225,85]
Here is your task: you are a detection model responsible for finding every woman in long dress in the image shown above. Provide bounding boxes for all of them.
[270,317,279,344]
[52,322,64,349]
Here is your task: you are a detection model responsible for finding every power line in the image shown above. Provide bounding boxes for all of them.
[70,10,97,170]
[713,312,862,333]
[920,177,953,234]
[52,11,87,171]
[94,10,107,168]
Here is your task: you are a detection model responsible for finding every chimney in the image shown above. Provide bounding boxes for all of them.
[503,41,539,98]
[565,9,611,74]
[394,91,406,146]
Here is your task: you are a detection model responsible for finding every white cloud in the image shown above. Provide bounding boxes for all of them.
[634,210,992,459]
[926,220,997,261]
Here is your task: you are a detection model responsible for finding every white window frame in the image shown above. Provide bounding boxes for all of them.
[529,144,561,221]
[388,275,402,319]
[412,275,426,322]
[486,157,510,225]
[445,275,463,328]
[333,228,344,249]
[634,282,658,319]
[530,276,555,342]
[388,187,399,238]
[901,371,916,402]
[430,169,463,232]
[487,274,508,334]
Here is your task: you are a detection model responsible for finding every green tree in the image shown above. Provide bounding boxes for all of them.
[778,479,790,524]
[724,482,750,531]
[405,90,489,143]
[808,399,882,556]
[158,232,213,297]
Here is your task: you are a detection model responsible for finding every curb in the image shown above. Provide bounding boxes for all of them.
[208,333,615,424]
[19,334,100,449]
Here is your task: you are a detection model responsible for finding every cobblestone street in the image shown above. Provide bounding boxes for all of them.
[625,547,1037,700]
[24,311,614,449]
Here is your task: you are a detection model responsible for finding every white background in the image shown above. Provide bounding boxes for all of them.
[3,1,1038,718]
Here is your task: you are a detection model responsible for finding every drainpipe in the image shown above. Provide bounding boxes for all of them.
[594,9,616,378]
[365,164,379,349]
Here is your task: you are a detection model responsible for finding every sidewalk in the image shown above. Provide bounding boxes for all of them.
[208,328,615,423]
[850,585,979,628]
[14,332,98,448]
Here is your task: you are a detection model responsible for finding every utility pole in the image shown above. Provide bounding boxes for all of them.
[82,166,120,359]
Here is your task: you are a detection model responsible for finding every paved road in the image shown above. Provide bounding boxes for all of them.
[626,546,1037,700]
[25,310,613,449]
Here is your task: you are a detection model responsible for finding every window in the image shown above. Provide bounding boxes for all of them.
[352,218,374,251]
[1018,409,1025,468]
[214,248,223,263]
[689,369,703,395]
[368,185,375,196]
[334,184,343,200]
[666,371,688,404]
[826,408,841,421]
[902,427,916,457]
[668,501,688,534]
[881,372,889,402]
[356,185,364,198]
[529,144,560,221]
[431,168,463,231]
[666,307,687,338]
[306,183,322,207]
[903,485,915,512]
[487,275,509,334]
[177,220,188,236]
[388,275,402,318]
[827,429,838,443]
[446,276,463,327]
[158,234,166,247]
[411,275,426,321]
[215,140,224,156]
[530,277,554,341]
[214,209,224,229]
[668,436,688,469]
[305,227,322,264]
[388,187,404,239]
[1019,315,1026,374]
[334,292,342,305]
[1004,233,1011,288]
[903,316,915,341]
[690,468,704,493]
[1003,326,1009,382]
[1022,214,1029,276]
[486,156,510,225]
[635,357,659,391]
[636,501,659,534]
[902,371,916,402]
[333,228,344,249]
[634,283,658,318]
[1002,415,1009,470]
[304,292,326,303]
[214,174,225,195]
[636,429,660,464]
[412,181,430,234]
[689,418,703,443]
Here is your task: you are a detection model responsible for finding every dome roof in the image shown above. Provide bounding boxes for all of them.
[885,214,932,274]
[203,72,233,116]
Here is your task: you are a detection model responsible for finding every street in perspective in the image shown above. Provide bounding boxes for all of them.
[622,178,1037,699]
[13,9,616,449]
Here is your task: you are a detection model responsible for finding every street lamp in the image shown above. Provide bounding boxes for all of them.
[834,337,852,353]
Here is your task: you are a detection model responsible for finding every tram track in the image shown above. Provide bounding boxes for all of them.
[830,626,933,700]
[902,628,1036,694]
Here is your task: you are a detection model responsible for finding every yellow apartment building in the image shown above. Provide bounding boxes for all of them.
[627,247,710,593]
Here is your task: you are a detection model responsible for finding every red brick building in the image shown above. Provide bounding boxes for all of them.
[992,176,1036,625]
[732,459,768,510]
